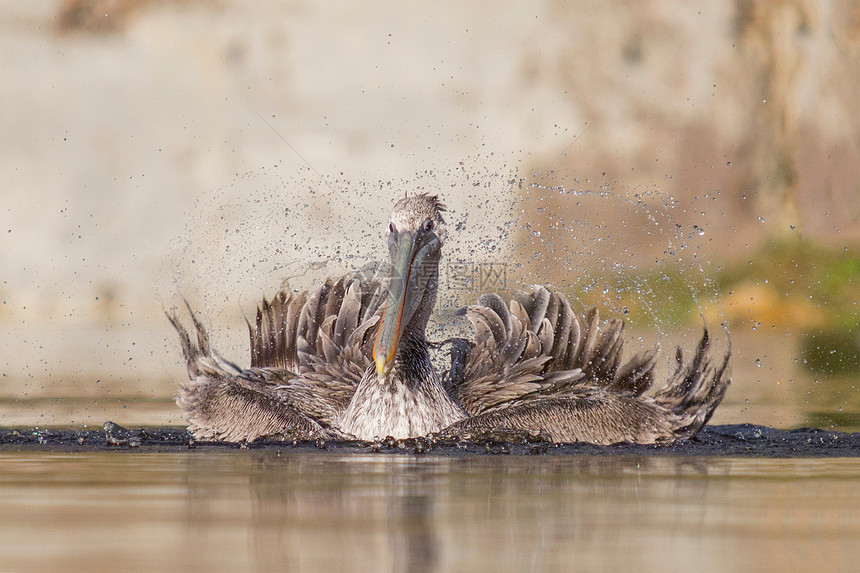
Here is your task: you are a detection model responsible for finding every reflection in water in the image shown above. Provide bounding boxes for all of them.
[184,454,449,572]
[2,451,860,572]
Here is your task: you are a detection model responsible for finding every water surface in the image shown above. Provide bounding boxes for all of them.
[2,451,858,572]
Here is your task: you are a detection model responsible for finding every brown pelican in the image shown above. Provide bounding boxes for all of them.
[169,194,731,444]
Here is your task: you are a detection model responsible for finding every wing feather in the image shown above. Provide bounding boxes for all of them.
[448,284,731,442]
[452,286,664,416]
[172,273,387,441]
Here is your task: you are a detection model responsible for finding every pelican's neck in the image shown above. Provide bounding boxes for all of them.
[403,255,439,340]
[385,328,433,389]
[389,272,437,385]
[337,269,466,440]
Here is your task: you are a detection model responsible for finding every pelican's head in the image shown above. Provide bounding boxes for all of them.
[373,194,446,380]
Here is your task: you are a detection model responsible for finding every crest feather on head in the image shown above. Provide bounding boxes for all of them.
[390,193,446,239]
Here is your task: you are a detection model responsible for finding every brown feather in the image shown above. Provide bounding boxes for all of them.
[169,273,388,441]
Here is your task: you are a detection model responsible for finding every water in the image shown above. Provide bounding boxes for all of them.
[2,451,859,572]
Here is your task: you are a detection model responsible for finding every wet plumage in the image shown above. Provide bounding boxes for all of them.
[169,194,731,444]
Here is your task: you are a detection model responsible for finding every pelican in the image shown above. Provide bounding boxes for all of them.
[169,194,730,444]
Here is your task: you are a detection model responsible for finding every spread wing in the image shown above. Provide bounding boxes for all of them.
[249,275,386,407]
[444,285,731,444]
[169,273,386,441]
[449,285,658,415]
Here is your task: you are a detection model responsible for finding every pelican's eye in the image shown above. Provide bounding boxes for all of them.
[389,221,396,233]
[422,218,434,232]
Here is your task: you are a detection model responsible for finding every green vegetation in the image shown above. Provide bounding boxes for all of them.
[574,238,860,375]
[581,238,860,331]
[714,239,860,331]
[566,264,703,327]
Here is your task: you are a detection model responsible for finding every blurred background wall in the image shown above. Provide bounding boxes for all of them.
[1,0,858,428]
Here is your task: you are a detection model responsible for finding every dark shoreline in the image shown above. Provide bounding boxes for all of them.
[1,422,858,457]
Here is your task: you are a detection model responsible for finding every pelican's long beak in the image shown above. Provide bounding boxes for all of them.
[373,230,436,381]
